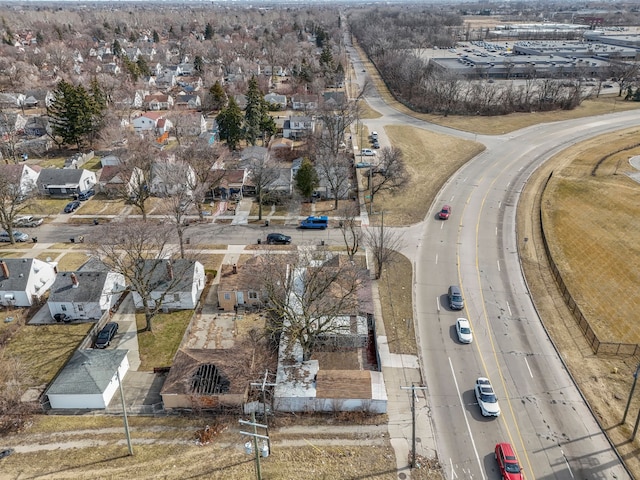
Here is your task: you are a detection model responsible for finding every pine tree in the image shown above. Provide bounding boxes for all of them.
[204,22,214,40]
[208,81,227,111]
[152,29,160,43]
[295,158,319,199]
[112,38,122,57]
[244,76,264,146]
[217,97,244,151]
[194,55,204,75]
[136,57,151,77]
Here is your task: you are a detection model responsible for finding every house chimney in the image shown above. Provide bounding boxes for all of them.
[0,261,8,278]
[70,272,79,288]
[232,264,237,274]
[167,261,174,280]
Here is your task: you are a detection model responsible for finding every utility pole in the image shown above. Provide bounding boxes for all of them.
[623,362,640,424]
[250,370,277,454]
[240,413,270,480]
[400,384,428,469]
[117,369,134,456]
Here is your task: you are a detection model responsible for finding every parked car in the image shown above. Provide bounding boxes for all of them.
[299,216,329,230]
[455,318,473,344]
[95,322,119,349]
[0,448,14,460]
[266,233,292,245]
[371,139,380,149]
[475,377,501,417]
[0,231,29,242]
[64,201,81,213]
[77,189,95,201]
[370,131,378,140]
[448,285,464,310]
[438,205,452,220]
[355,162,372,169]
[495,443,524,480]
[53,313,71,323]
[13,215,43,227]
[360,148,376,156]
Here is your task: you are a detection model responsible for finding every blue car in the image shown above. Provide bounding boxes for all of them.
[77,189,95,201]
[64,201,81,213]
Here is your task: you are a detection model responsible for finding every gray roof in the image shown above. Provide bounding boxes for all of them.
[47,349,128,395]
[0,258,34,290]
[48,271,110,303]
[78,257,111,272]
[36,168,85,187]
[142,259,199,293]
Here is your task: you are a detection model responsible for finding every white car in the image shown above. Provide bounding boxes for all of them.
[360,148,376,156]
[13,215,43,228]
[475,377,500,417]
[0,231,29,242]
[456,318,473,344]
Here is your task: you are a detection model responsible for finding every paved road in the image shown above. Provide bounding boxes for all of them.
[345,39,634,480]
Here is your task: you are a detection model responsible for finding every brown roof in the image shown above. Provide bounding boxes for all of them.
[315,370,372,399]
[218,256,267,293]
[99,165,127,183]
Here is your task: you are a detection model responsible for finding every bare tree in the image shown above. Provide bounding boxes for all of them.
[117,134,157,220]
[315,150,352,210]
[249,155,280,221]
[0,168,34,244]
[364,215,403,279]
[0,111,24,164]
[89,220,197,332]
[260,250,366,361]
[368,146,408,209]
[0,352,36,434]
[337,201,361,260]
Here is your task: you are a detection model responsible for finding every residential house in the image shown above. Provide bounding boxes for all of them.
[291,95,318,111]
[263,65,287,77]
[132,112,172,134]
[47,264,126,321]
[0,258,57,307]
[22,96,38,108]
[0,113,27,135]
[24,116,50,137]
[283,116,315,140]
[322,91,346,107]
[292,158,350,200]
[213,169,247,200]
[269,137,294,152]
[0,163,40,198]
[131,259,205,311]
[98,164,143,198]
[101,63,121,75]
[36,168,97,197]
[125,47,141,61]
[217,258,268,311]
[99,155,121,167]
[174,93,202,110]
[264,93,287,110]
[173,112,206,137]
[266,167,293,196]
[150,160,196,197]
[155,71,177,88]
[144,93,174,111]
[177,76,203,91]
[240,146,269,168]
[46,349,130,410]
[178,62,195,76]
[0,93,26,109]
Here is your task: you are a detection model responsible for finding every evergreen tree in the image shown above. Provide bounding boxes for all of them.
[208,80,227,111]
[204,22,214,40]
[136,57,151,77]
[193,55,204,75]
[244,76,264,146]
[48,80,104,150]
[217,97,243,151]
[260,106,277,145]
[112,38,122,57]
[320,44,334,70]
[152,29,160,43]
[295,158,319,199]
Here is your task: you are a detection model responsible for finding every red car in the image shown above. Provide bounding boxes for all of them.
[495,443,524,480]
[438,205,451,220]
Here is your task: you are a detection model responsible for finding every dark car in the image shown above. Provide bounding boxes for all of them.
[54,313,71,323]
[438,205,452,220]
[371,139,380,149]
[64,201,81,213]
[266,233,292,245]
[0,448,14,460]
[77,189,95,201]
[95,322,119,349]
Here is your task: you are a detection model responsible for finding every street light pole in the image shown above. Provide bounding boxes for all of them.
[400,384,428,469]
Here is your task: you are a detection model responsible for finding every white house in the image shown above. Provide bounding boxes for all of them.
[0,258,57,307]
[36,168,96,197]
[132,112,172,134]
[264,93,287,110]
[0,163,40,198]
[46,349,129,410]
[132,259,205,311]
[283,116,315,139]
[47,267,126,321]
[150,160,196,197]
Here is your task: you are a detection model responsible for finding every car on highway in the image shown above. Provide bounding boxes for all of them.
[455,318,473,344]
[475,377,501,417]
[13,215,43,227]
[495,443,524,480]
[448,285,464,310]
[64,201,81,213]
[0,230,29,242]
[266,233,291,245]
[438,205,451,220]
[95,322,119,349]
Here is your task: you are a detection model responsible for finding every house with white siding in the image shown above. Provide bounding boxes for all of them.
[0,258,57,307]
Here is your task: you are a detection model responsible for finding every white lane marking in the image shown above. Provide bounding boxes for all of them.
[497,260,501,272]
[435,254,439,265]
[498,201,502,209]
[506,301,512,316]
[437,297,441,312]
[450,458,458,479]
[495,226,498,236]
[561,450,575,478]
[448,357,485,480]
[441,221,445,230]
[524,357,534,378]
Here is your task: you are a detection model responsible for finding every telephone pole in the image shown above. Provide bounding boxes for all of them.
[400,384,428,469]
[250,370,277,453]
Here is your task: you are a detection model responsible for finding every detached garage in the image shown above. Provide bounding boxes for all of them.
[46,349,129,410]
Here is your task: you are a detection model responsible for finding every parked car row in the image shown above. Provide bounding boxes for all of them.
[0,231,29,242]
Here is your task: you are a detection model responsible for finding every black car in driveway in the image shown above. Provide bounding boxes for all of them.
[95,322,119,349]
[63,201,81,213]
[266,233,292,245]
[77,189,95,201]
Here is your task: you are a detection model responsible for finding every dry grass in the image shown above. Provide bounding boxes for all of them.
[76,195,127,215]
[135,310,193,371]
[541,127,640,344]
[369,125,484,226]
[52,252,92,271]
